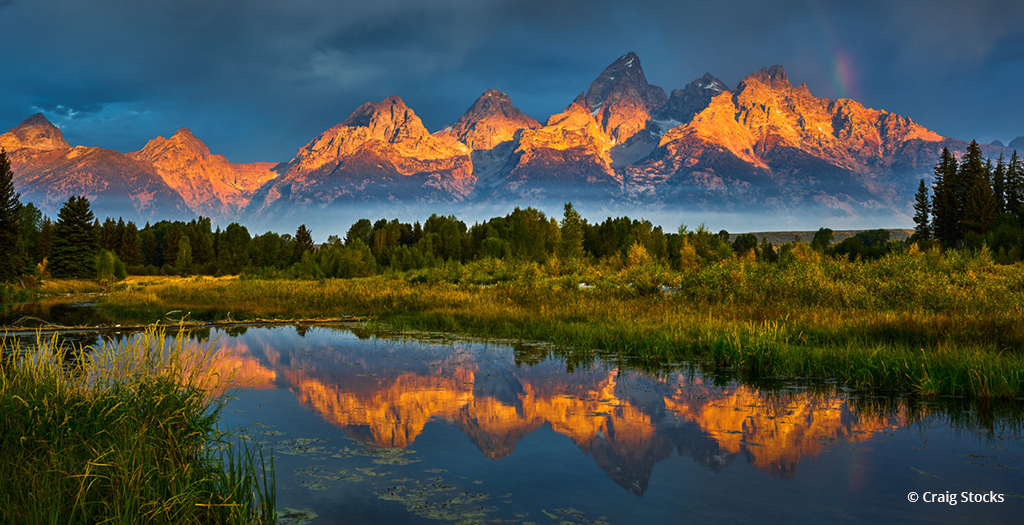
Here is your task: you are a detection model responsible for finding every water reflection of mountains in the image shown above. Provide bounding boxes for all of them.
[213,329,906,495]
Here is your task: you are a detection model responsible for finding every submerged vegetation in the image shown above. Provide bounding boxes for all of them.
[0,328,274,524]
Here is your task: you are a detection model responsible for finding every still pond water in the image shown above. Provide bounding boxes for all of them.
[10,321,1024,524]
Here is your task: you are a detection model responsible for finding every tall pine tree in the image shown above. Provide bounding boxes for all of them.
[558,202,586,261]
[293,224,315,263]
[912,179,931,240]
[175,235,192,276]
[1006,150,1023,222]
[993,154,1006,215]
[36,217,53,265]
[50,196,99,279]
[100,217,118,251]
[119,221,142,266]
[217,223,251,274]
[17,203,41,273]
[0,150,26,279]
[114,218,126,255]
[0,149,23,282]
[931,148,961,246]
[961,140,996,236]
[187,217,214,266]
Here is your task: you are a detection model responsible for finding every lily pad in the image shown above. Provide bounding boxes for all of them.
[276,507,318,525]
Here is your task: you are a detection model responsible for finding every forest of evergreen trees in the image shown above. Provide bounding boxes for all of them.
[3,141,1024,292]
[913,140,1024,258]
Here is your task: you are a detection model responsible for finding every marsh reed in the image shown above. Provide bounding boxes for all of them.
[0,328,275,524]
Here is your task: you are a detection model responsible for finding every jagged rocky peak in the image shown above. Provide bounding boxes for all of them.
[741,64,792,90]
[168,127,210,152]
[544,100,604,131]
[285,93,461,179]
[136,127,212,159]
[691,72,729,93]
[257,92,476,212]
[463,89,535,122]
[438,89,540,150]
[585,51,667,113]
[663,72,730,124]
[0,113,70,151]
[339,94,429,142]
[991,139,1006,147]
[582,52,667,144]
[1009,136,1024,151]
[128,126,280,217]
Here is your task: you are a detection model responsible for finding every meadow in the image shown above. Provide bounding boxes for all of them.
[90,244,1024,399]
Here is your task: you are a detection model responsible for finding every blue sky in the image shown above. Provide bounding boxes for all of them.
[1,0,1022,163]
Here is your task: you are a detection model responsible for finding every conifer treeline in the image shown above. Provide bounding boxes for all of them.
[914,141,1024,257]
[7,196,906,284]
[11,202,685,279]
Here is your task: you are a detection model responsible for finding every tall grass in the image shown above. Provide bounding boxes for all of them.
[92,249,1024,399]
[0,328,275,524]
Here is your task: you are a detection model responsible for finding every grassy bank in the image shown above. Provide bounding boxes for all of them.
[79,248,1024,399]
[0,328,274,524]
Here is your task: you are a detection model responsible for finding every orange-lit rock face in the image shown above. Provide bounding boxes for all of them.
[625,64,946,203]
[704,65,940,173]
[0,115,276,220]
[517,103,614,158]
[582,52,667,145]
[0,113,70,152]
[624,91,771,197]
[664,91,766,169]
[288,95,461,173]
[504,102,621,193]
[0,114,224,220]
[130,128,277,216]
[435,89,540,151]
[249,95,475,212]
[8,144,190,218]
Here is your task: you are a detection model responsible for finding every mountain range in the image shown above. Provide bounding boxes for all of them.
[1,52,1017,228]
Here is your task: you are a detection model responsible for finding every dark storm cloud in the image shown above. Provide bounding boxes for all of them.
[0,0,1021,162]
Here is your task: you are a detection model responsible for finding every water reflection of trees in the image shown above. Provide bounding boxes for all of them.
[0,300,111,328]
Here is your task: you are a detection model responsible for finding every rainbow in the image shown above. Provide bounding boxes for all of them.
[813,6,858,99]
[832,51,857,99]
